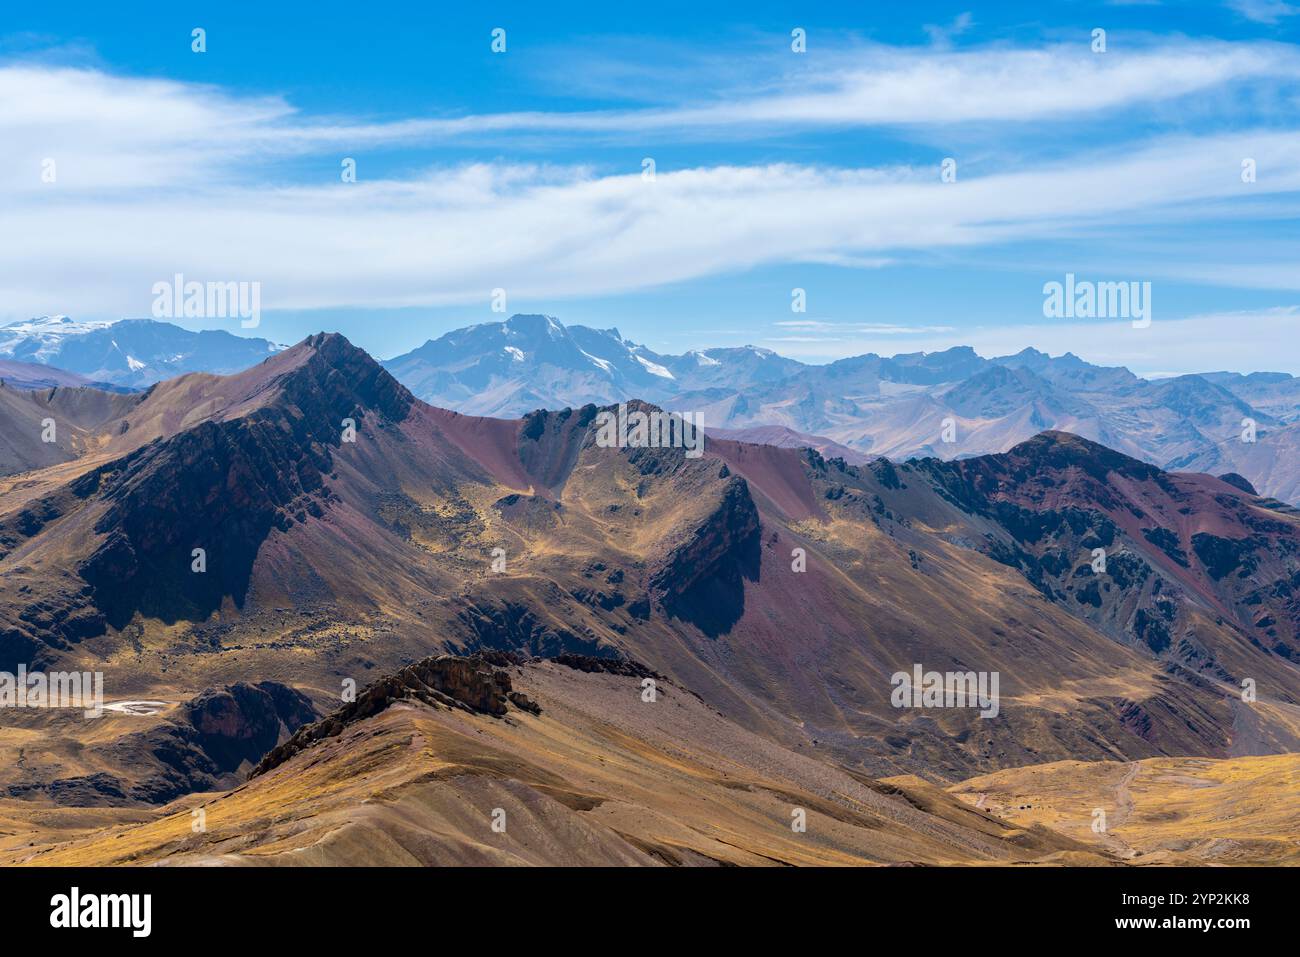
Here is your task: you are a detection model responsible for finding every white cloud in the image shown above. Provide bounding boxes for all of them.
[1227,1,1300,25]
[3,44,1300,331]
[4,37,1300,196]
[6,127,1300,321]
[399,41,1300,131]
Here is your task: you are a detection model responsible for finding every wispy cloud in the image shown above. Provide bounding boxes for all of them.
[441,40,1300,132]
[3,38,1300,339]
[1227,0,1300,25]
[5,37,1300,193]
[8,128,1300,320]
[923,12,975,49]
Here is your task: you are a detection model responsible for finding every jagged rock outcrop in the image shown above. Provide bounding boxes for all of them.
[251,653,540,778]
[454,597,604,657]
[518,404,600,492]
[551,653,663,680]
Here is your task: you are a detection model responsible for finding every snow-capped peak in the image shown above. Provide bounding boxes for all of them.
[2,315,113,336]
[0,316,117,362]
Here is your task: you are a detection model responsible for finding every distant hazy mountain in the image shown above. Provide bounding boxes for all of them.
[381,314,805,418]
[381,314,673,416]
[0,316,283,387]
[0,357,125,392]
[381,315,1300,503]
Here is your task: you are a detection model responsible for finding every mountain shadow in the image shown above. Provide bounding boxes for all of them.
[651,477,762,637]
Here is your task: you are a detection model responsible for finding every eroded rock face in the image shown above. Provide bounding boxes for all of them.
[912,431,1300,671]
[78,416,332,629]
[551,653,662,681]
[182,681,318,774]
[649,476,761,637]
[251,653,540,778]
[518,404,600,492]
[454,597,601,657]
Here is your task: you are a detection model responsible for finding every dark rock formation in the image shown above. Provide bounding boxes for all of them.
[649,476,761,637]
[1218,472,1258,496]
[181,681,318,774]
[551,653,663,680]
[251,653,539,778]
[518,404,600,493]
[455,597,605,657]
[1191,532,1257,581]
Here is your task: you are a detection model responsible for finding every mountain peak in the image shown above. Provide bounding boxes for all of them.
[0,316,283,386]
[286,332,414,421]
[1005,346,1049,361]
[301,330,355,350]
[504,313,566,338]
[1001,429,1161,481]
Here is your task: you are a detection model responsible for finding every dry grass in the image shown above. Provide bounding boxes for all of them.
[952,753,1300,864]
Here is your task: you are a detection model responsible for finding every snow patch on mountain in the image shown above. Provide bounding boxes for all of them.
[633,353,675,379]
[0,316,285,386]
[0,315,115,362]
[581,349,614,374]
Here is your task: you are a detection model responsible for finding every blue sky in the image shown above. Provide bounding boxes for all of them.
[3,0,1300,374]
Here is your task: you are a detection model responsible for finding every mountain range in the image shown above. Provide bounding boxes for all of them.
[381,314,1300,506]
[1,331,1298,864]
[0,316,282,389]
[8,313,1299,506]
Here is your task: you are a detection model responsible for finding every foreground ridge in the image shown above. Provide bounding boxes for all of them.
[252,652,542,777]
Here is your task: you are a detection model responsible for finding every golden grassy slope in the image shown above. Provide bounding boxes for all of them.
[951,753,1300,864]
[6,662,1107,867]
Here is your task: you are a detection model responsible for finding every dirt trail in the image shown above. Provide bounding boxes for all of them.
[1098,762,1140,859]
